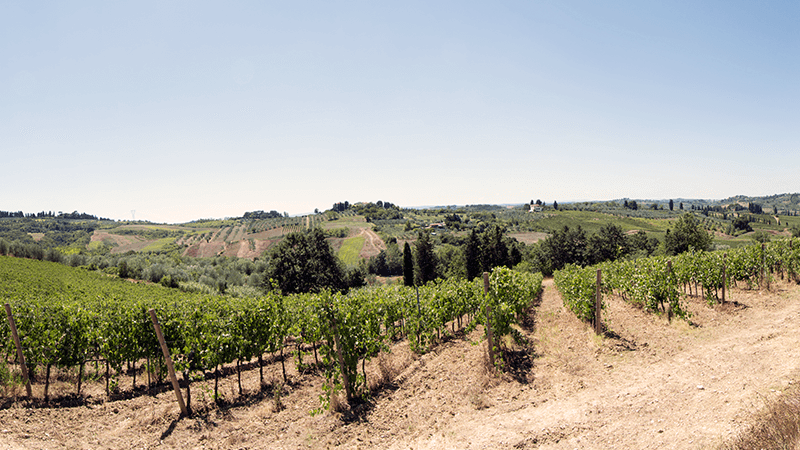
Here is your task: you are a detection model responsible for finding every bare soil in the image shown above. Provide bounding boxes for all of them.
[183,241,226,258]
[508,232,550,245]
[181,227,309,260]
[357,228,385,259]
[90,231,151,254]
[3,279,800,449]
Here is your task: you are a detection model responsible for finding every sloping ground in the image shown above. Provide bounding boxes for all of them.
[338,235,365,266]
[358,227,385,259]
[182,240,226,258]
[182,236,275,259]
[249,228,289,240]
[508,232,550,245]
[226,225,248,243]
[89,218,379,261]
[181,226,301,259]
[3,280,799,449]
[89,231,151,253]
[220,239,275,259]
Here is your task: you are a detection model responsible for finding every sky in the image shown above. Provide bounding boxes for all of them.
[2,1,798,223]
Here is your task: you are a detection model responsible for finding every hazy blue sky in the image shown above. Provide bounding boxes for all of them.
[3,1,798,223]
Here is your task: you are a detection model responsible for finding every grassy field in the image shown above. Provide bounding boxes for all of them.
[338,235,365,266]
[322,216,370,231]
[141,237,177,252]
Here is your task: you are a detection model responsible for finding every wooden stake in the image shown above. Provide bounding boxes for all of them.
[594,270,602,335]
[665,261,672,312]
[149,309,189,417]
[237,359,242,396]
[722,253,727,303]
[483,272,496,368]
[4,303,32,397]
[258,354,264,389]
[279,344,287,383]
[77,361,84,396]
[44,363,51,402]
[415,286,421,349]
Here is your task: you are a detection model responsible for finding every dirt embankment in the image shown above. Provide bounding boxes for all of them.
[358,227,385,259]
[2,280,800,449]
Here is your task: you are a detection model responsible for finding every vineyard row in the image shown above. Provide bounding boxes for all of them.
[0,257,542,412]
[555,238,800,324]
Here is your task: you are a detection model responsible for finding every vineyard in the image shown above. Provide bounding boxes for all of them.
[3,254,800,447]
[0,256,542,413]
[6,239,797,412]
[4,198,800,446]
[555,238,800,326]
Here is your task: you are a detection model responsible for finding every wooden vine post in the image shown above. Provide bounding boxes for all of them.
[594,269,602,335]
[148,309,189,417]
[415,286,421,349]
[762,243,770,290]
[483,272,496,368]
[4,303,32,397]
[666,261,674,321]
[722,253,727,303]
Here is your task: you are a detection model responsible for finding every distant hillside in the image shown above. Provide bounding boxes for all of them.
[611,193,800,215]
[3,193,799,261]
[717,193,800,213]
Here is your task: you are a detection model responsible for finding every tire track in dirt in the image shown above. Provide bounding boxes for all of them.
[358,227,385,259]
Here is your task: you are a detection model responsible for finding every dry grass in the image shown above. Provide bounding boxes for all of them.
[369,350,399,391]
[720,385,800,450]
[468,389,492,410]
[329,390,345,413]
[272,382,285,413]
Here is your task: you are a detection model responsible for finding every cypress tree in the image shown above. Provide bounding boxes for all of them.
[413,231,437,286]
[482,225,508,271]
[403,242,414,287]
[464,229,482,281]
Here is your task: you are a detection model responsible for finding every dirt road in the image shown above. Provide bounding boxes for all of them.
[357,227,385,259]
[394,279,800,449]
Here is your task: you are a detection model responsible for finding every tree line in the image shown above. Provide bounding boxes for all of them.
[366,224,522,285]
[524,213,710,276]
[0,210,107,220]
[0,214,708,296]
[241,210,284,219]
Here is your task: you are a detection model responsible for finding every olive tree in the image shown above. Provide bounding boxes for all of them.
[664,213,713,255]
[265,228,346,294]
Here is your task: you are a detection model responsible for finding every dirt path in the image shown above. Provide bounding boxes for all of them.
[358,227,385,259]
[393,279,800,449]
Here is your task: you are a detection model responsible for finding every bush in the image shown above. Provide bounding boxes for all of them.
[159,275,178,288]
[325,228,349,238]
